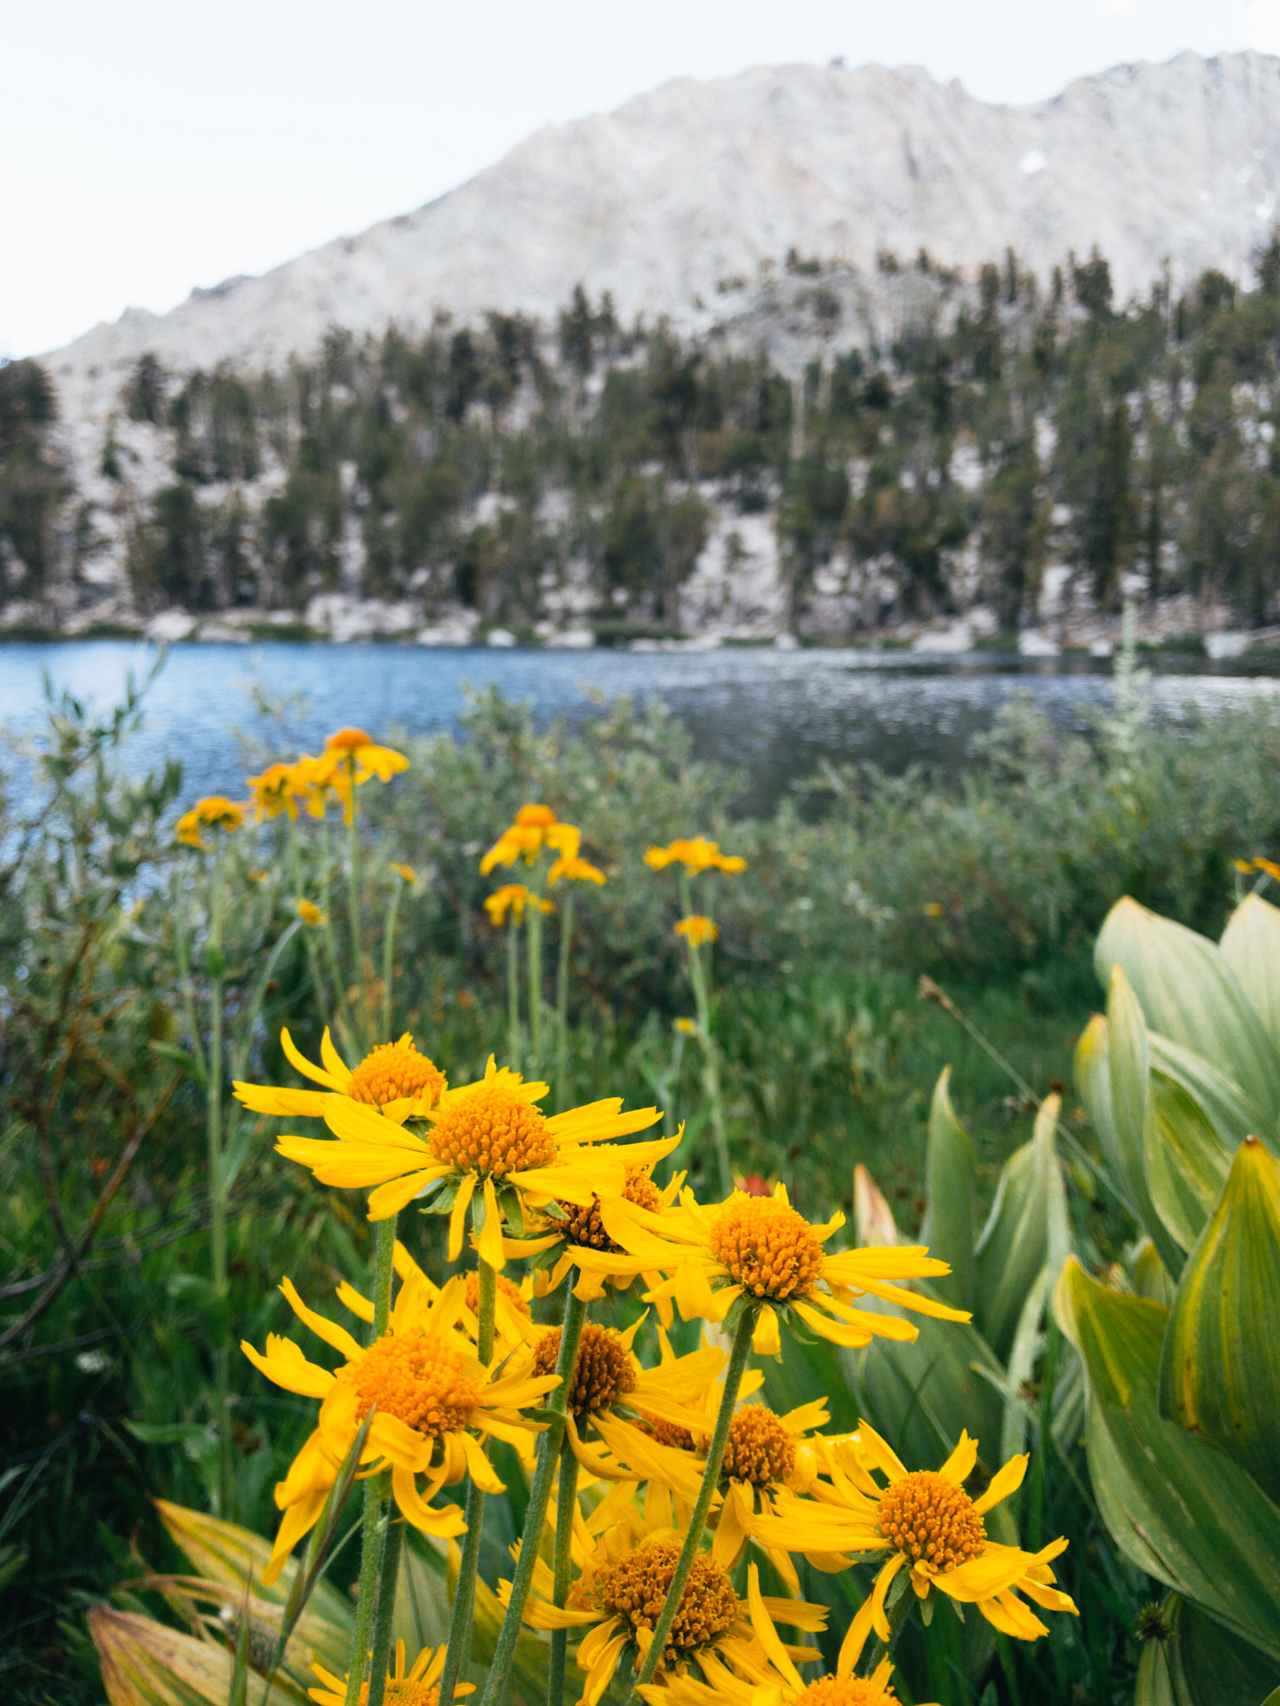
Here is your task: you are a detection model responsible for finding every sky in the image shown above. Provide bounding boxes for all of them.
[3,0,1276,358]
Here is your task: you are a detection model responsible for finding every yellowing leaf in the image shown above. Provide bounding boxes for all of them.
[1158,1140,1280,1506]
[1056,1257,1280,1662]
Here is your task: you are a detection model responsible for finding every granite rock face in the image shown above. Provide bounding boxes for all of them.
[41,52,1280,425]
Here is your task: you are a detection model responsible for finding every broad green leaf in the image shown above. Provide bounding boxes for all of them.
[1095,898,1280,1131]
[921,1067,976,1310]
[1149,1032,1264,1151]
[1221,893,1280,1049]
[1158,1140,1280,1505]
[1145,1075,1233,1256]
[1135,1593,1280,1706]
[1101,971,1185,1272]
[1056,1258,1280,1661]
[974,1094,1070,1358]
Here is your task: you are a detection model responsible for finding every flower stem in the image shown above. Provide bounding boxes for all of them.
[345,760,364,1039]
[342,1472,390,1706]
[506,919,521,1069]
[437,1247,496,1706]
[554,889,575,1100]
[632,1305,756,1690]
[370,1214,398,1339]
[341,1213,401,1706]
[207,846,231,1518]
[527,886,545,1073]
[475,1282,588,1706]
[380,874,403,1044]
[680,872,730,1195]
[364,1514,404,1706]
[547,1430,580,1706]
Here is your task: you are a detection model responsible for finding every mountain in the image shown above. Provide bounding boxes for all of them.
[42,51,1280,422]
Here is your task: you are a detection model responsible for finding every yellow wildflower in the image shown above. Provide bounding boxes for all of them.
[674,915,718,948]
[755,1424,1078,1664]
[309,1640,472,1706]
[391,861,417,884]
[674,1017,698,1037]
[480,805,576,874]
[645,837,747,875]
[308,727,410,823]
[247,868,269,884]
[295,899,327,926]
[577,1181,969,1356]
[234,1026,446,1124]
[549,853,607,886]
[174,796,245,850]
[503,1314,725,1491]
[246,761,308,823]
[242,1270,558,1582]
[485,883,555,926]
[504,1163,687,1322]
[274,1055,678,1269]
[500,1509,825,1706]
[923,901,944,918]
[640,1565,931,1706]
[1257,856,1280,882]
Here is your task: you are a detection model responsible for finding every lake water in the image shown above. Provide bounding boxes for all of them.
[3,640,1279,812]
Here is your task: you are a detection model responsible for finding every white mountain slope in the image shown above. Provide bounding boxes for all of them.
[42,50,1280,429]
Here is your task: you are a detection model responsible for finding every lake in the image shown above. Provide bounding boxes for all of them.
[3,640,1279,813]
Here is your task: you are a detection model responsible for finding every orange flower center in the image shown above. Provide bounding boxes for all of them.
[795,1679,898,1706]
[326,727,371,751]
[515,803,556,827]
[588,1541,737,1661]
[877,1471,986,1572]
[354,1683,439,1706]
[347,1039,446,1109]
[345,1331,481,1435]
[533,1322,636,1416]
[721,1405,796,1487]
[427,1087,556,1177]
[556,1169,662,1252]
[640,1416,696,1451]
[707,1198,823,1302]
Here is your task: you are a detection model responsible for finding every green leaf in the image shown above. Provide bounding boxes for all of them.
[1158,1140,1280,1505]
[921,1067,976,1310]
[1134,1593,1280,1706]
[1220,893,1280,1050]
[1144,1074,1233,1256]
[1148,1032,1261,1152]
[843,1312,1006,1476]
[1095,897,1280,1132]
[1001,1263,1053,1462]
[1096,971,1184,1272]
[973,1093,1070,1358]
[1056,1257,1280,1661]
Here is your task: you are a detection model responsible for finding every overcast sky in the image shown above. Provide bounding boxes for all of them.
[3,0,1276,358]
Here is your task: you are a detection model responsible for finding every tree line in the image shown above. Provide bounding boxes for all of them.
[5,241,1280,634]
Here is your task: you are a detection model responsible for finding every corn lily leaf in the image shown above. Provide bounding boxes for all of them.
[974,1093,1070,1358]
[1220,893,1280,1050]
[1056,1257,1280,1662]
[1095,897,1280,1133]
[1158,1139,1280,1506]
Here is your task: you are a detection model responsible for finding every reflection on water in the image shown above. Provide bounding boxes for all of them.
[2,641,1278,813]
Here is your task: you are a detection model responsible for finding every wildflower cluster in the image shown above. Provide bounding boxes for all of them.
[220,812,1076,1706]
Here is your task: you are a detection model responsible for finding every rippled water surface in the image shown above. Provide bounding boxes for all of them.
[3,641,1279,811]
